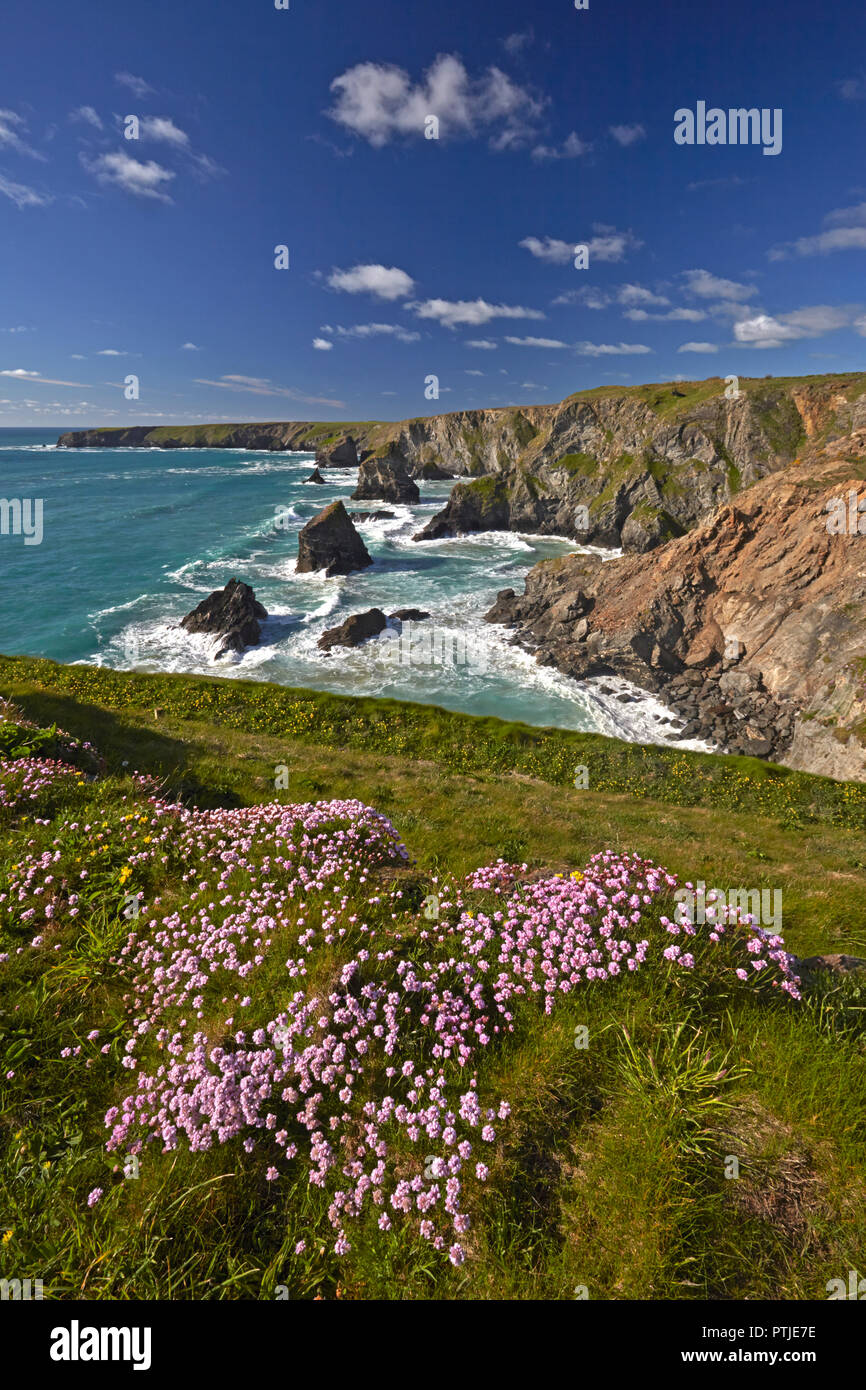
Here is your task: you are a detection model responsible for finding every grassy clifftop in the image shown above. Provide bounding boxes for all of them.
[1,657,864,1300]
[56,371,866,452]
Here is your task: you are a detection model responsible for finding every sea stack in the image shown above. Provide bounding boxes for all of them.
[352,452,420,505]
[295,499,373,577]
[180,578,268,658]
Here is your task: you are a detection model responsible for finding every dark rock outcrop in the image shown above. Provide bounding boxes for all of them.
[180,578,267,658]
[415,460,455,480]
[350,510,396,521]
[793,953,866,986]
[306,467,326,484]
[295,500,373,577]
[316,435,358,468]
[352,453,420,505]
[390,608,430,622]
[317,608,387,651]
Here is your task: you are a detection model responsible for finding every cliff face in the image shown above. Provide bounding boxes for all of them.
[58,373,866,554]
[484,430,866,780]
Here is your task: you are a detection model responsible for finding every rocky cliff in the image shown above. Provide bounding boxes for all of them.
[58,373,866,554]
[484,429,866,780]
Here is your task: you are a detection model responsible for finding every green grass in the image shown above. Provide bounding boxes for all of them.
[1,659,865,1300]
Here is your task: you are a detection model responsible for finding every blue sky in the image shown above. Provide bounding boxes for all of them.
[2,0,866,427]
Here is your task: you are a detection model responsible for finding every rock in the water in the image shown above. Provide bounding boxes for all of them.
[352,452,420,504]
[317,608,388,651]
[180,578,268,658]
[316,435,358,468]
[390,608,430,622]
[295,500,373,577]
[415,460,454,480]
[306,467,326,484]
[350,510,396,521]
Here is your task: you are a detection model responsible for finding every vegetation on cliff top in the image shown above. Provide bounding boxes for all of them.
[1,660,864,1300]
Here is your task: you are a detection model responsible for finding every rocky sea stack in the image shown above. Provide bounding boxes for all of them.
[352,453,420,505]
[180,578,267,659]
[295,500,373,577]
[315,435,358,468]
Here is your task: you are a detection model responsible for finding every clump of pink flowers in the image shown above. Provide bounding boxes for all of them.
[1,743,803,1264]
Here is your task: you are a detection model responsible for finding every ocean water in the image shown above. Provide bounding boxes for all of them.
[0,427,708,747]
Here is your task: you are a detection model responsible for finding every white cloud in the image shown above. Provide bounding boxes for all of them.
[328,322,421,344]
[465,368,485,375]
[181,342,200,351]
[733,305,855,348]
[0,369,89,386]
[609,123,646,146]
[838,72,866,101]
[138,116,190,148]
[326,263,415,300]
[96,349,127,356]
[194,375,344,408]
[81,150,176,202]
[618,283,669,307]
[504,335,567,347]
[624,306,707,322]
[466,338,498,349]
[552,286,611,309]
[69,105,103,130]
[682,269,756,301]
[520,227,642,264]
[410,298,545,329]
[769,217,866,259]
[677,341,719,353]
[312,337,333,350]
[0,109,46,161]
[531,131,590,161]
[574,342,653,356]
[502,29,534,54]
[0,173,52,208]
[327,53,544,149]
[115,72,155,99]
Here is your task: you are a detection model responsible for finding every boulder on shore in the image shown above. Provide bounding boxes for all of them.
[318,608,388,652]
[295,500,373,577]
[352,453,420,505]
[180,578,267,658]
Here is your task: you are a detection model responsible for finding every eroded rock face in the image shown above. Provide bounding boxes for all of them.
[317,608,387,651]
[316,436,358,468]
[57,373,866,555]
[352,453,420,504]
[484,433,866,778]
[180,578,267,658]
[295,500,373,577]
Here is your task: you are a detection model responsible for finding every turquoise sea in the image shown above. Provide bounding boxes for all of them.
[0,427,706,745]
